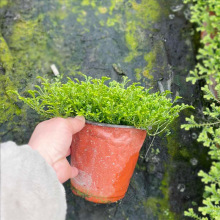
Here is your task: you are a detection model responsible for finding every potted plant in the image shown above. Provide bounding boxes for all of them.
[13,75,191,203]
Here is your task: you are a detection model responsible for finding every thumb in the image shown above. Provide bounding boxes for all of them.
[67,116,85,135]
[53,158,79,183]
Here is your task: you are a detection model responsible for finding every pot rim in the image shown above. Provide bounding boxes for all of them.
[85,120,146,131]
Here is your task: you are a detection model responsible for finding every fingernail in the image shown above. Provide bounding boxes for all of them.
[75,116,85,122]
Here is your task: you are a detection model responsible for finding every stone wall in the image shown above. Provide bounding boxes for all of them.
[0,0,209,219]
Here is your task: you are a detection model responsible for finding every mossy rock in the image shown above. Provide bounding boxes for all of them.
[0,0,208,219]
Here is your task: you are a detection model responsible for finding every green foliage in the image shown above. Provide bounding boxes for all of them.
[182,0,220,219]
[184,0,220,85]
[0,75,21,125]
[182,86,220,220]
[11,75,190,135]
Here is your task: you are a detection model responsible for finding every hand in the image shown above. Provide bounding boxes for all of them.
[28,116,85,183]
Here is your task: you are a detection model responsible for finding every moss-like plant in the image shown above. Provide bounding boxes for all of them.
[184,0,220,85]
[12,75,190,135]
[182,87,220,219]
[182,0,220,219]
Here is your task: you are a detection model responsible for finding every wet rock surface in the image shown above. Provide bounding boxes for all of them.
[0,0,210,219]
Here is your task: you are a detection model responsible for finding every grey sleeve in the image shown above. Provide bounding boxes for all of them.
[0,141,67,220]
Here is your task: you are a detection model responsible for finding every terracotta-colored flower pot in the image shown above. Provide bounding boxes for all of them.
[70,121,147,203]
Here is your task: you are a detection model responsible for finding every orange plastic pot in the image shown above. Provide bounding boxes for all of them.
[70,121,147,203]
